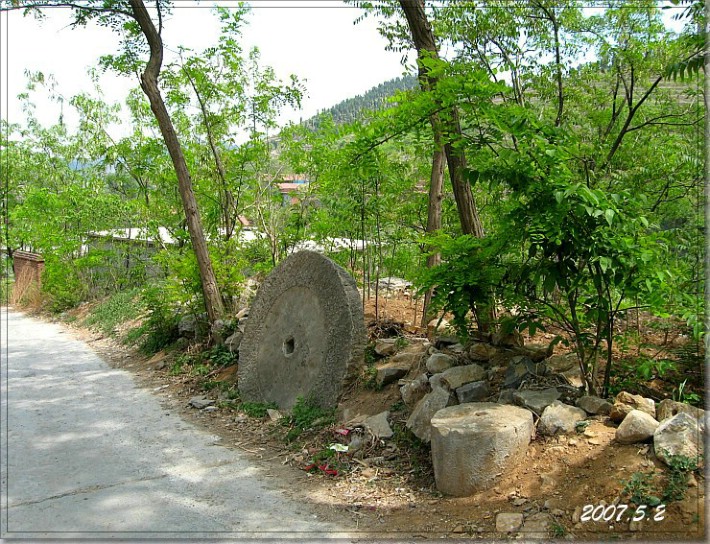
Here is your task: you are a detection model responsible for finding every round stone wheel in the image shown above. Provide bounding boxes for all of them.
[238,251,365,410]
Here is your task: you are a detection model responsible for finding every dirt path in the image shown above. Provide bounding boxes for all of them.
[1,309,361,540]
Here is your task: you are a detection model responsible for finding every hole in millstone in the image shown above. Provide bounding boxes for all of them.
[283,336,295,357]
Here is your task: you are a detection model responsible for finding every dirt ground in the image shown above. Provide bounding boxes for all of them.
[55,295,706,542]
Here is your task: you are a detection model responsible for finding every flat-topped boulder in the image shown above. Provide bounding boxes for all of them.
[430,403,534,496]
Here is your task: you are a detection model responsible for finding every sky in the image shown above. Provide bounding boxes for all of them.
[0,1,408,136]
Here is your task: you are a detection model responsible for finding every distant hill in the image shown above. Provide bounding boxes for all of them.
[304,74,418,129]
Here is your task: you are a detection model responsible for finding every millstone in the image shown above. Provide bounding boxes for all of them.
[238,251,365,410]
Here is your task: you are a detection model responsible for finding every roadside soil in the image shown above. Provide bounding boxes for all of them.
[48,296,706,541]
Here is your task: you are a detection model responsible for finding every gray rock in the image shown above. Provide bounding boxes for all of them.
[429,373,446,390]
[238,251,366,410]
[615,410,659,444]
[513,388,561,416]
[431,403,533,496]
[376,361,410,387]
[496,513,524,533]
[189,396,215,409]
[521,512,553,538]
[406,387,453,443]
[440,364,486,390]
[656,399,704,422]
[545,353,578,373]
[576,395,612,415]
[448,343,465,354]
[468,342,498,362]
[456,381,490,404]
[504,356,547,389]
[178,314,198,337]
[390,351,424,369]
[654,412,704,466]
[498,389,515,404]
[224,330,243,354]
[363,411,393,439]
[400,373,430,408]
[538,401,587,436]
[426,353,456,374]
[374,338,398,357]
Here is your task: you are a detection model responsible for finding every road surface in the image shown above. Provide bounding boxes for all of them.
[0,309,354,540]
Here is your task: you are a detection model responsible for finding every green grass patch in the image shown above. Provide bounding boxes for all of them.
[83,289,143,337]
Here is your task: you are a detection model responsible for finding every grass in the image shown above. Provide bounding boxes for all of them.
[83,288,143,337]
[284,395,336,442]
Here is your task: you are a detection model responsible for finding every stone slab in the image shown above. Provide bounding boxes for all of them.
[238,251,365,409]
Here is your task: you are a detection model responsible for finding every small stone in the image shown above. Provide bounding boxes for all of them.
[512,497,527,506]
[374,338,398,357]
[155,360,167,370]
[504,356,547,389]
[587,438,601,445]
[204,405,218,412]
[552,509,565,517]
[572,506,582,523]
[496,512,523,533]
[189,396,215,409]
[455,380,490,404]
[610,391,656,422]
[538,401,587,436]
[363,411,393,439]
[513,388,561,416]
[267,408,283,422]
[440,363,486,390]
[448,343,465,353]
[498,389,515,404]
[576,395,613,415]
[688,473,698,487]
[406,387,453,442]
[615,410,659,444]
[400,373,430,408]
[468,342,498,362]
[425,352,456,374]
[376,361,411,387]
[452,525,465,534]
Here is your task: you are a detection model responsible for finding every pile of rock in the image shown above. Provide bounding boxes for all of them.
[368,330,705,496]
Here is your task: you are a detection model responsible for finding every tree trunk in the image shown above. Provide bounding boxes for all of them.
[128,0,224,325]
[398,0,485,240]
[420,147,444,328]
[399,0,493,330]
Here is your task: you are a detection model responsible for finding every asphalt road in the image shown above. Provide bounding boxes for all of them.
[0,309,353,540]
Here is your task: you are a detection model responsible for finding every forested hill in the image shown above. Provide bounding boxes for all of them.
[304,74,418,129]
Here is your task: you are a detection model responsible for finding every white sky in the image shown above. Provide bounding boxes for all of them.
[0,1,408,136]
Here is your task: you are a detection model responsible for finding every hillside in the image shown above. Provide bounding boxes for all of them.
[304,74,418,129]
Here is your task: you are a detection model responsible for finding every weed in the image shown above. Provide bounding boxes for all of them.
[238,401,277,418]
[192,363,211,376]
[362,364,380,391]
[673,379,702,405]
[365,344,379,365]
[83,289,143,336]
[202,380,227,392]
[550,521,566,538]
[394,336,409,350]
[206,345,237,367]
[661,453,700,503]
[620,472,661,506]
[284,395,335,442]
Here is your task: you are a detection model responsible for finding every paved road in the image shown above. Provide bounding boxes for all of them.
[0,309,353,540]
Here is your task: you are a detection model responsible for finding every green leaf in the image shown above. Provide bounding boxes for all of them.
[604,209,615,226]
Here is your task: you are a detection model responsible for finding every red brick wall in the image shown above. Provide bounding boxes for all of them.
[12,250,45,288]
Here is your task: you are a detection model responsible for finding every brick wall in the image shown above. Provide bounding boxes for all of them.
[12,250,45,289]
